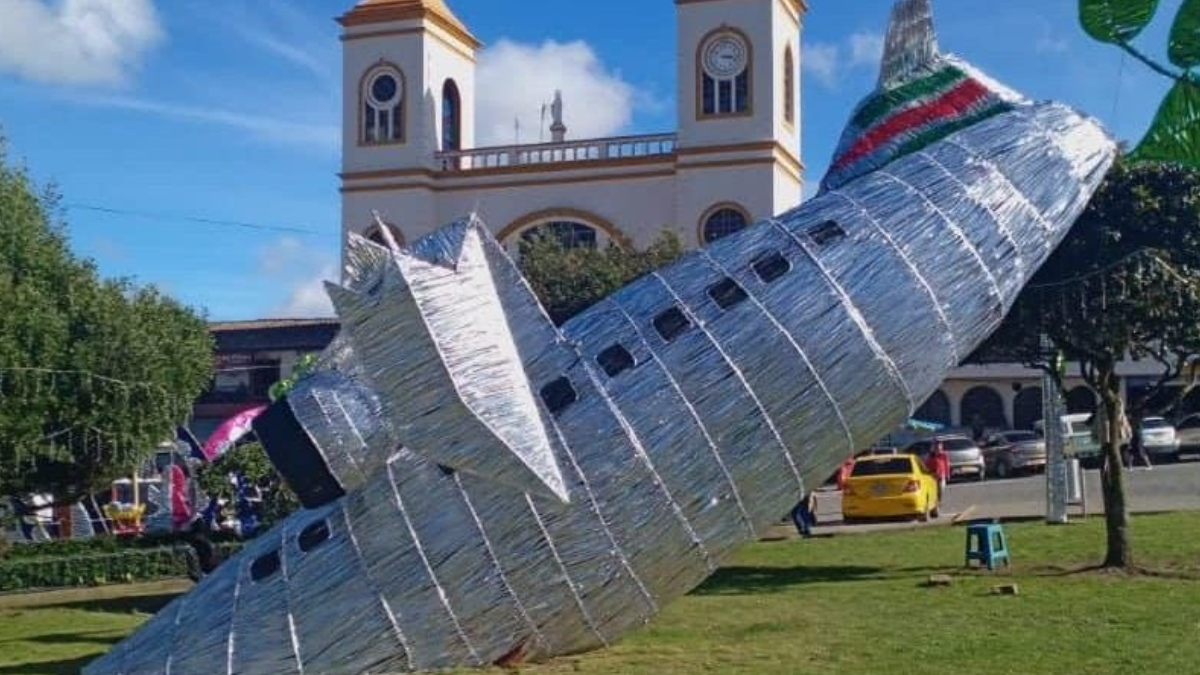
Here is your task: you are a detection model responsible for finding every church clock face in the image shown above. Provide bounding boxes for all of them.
[702,33,749,78]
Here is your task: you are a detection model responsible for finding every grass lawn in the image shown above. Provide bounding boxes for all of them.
[4,514,1200,675]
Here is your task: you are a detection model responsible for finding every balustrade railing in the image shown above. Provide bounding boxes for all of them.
[437,132,678,171]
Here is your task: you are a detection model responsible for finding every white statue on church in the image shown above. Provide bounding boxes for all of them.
[550,89,567,143]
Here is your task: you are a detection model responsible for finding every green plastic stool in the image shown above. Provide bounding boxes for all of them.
[965,520,1010,570]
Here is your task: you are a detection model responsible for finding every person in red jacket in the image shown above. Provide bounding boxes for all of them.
[927,440,951,500]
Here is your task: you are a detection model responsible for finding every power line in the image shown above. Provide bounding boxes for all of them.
[65,203,337,238]
[1027,249,1179,290]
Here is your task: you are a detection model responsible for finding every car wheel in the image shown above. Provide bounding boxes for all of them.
[930,500,941,519]
[918,500,930,523]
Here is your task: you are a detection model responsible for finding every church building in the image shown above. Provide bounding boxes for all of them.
[338,0,805,257]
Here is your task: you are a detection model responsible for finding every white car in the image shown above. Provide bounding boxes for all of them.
[1139,417,1180,459]
[1176,414,1200,451]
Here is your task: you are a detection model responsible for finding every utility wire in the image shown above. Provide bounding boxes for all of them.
[1027,249,1181,290]
[65,203,336,238]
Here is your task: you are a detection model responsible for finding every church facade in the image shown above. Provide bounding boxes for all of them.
[338,0,805,256]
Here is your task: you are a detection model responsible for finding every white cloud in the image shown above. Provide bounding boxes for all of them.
[276,265,337,318]
[1034,20,1070,55]
[804,42,841,88]
[0,0,163,86]
[68,93,340,152]
[803,31,884,90]
[258,238,337,318]
[848,31,885,68]
[476,39,637,146]
[257,237,306,277]
[208,0,337,88]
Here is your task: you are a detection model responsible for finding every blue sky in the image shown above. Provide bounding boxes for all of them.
[0,0,1185,320]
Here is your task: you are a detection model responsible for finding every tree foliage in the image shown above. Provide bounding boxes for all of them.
[194,442,298,528]
[980,159,1200,567]
[0,139,214,503]
[518,231,686,325]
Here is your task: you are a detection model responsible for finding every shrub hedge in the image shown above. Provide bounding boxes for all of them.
[0,541,244,591]
[3,531,242,560]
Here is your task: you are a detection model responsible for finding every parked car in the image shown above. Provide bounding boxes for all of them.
[1176,414,1200,451]
[982,431,1047,478]
[905,435,986,481]
[1139,417,1180,460]
[841,454,939,522]
[1034,413,1103,466]
[826,447,903,489]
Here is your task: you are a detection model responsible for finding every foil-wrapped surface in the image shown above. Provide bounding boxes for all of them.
[86,1,1117,673]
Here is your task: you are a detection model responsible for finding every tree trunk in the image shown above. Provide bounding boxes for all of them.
[1099,384,1134,569]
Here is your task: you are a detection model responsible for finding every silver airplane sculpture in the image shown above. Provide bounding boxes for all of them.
[87,1,1116,673]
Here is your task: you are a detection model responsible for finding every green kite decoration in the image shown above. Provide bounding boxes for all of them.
[1169,0,1200,68]
[1131,79,1200,165]
[1081,0,1162,42]
[1081,0,1198,169]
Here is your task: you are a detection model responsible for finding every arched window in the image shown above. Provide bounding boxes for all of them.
[914,390,952,427]
[701,205,749,244]
[361,65,404,145]
[1066,386,1097,415]
[442,79,462,151]
[1012,386,1043,431]
[699,29,752,117]
[961,386,1007,431]
[364,222,404,248]
[783,45,795,126]
[520,221,598,251]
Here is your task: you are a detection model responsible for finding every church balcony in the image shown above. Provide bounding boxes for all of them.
[437,132,678,172]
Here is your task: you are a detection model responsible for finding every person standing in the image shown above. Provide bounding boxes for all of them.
[970,414,987,444]
[1091,403,1133,476]
[790,492,818,538]
[1128,417,1153,470]
[927,440,951,501]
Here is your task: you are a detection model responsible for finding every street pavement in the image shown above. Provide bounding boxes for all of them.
[789,457,1200,537]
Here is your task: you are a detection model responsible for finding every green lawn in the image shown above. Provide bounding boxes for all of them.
[5,514,1200,675]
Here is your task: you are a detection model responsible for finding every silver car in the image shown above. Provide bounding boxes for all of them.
[983,431,1047,479]
[1140,417,1180,459]
[906,435,986,482]
[1177,414,1200,451]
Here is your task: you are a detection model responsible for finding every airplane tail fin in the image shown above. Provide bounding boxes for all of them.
[878,0,940,90]
[819,0,1025,193]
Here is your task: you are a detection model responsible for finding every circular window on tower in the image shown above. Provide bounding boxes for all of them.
[369,72,401,107]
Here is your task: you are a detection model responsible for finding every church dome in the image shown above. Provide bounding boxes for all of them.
[339,0,479,48]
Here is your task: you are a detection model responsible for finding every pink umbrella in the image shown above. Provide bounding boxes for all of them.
[201,405,267,462]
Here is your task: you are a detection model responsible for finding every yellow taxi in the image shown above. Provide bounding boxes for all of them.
[841,453,940,522]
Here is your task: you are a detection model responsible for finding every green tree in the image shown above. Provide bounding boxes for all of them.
[519,231,686,325]
[1079,0,1200,167]
[0,139,213,504]
[979,160,1200,568]
[194,442,298,528]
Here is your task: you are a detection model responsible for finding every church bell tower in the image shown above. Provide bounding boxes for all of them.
[338,0,479,246]
[674,0,805,244]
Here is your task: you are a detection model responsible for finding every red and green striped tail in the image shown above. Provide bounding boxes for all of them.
[819,0,1020,193]
[821,63,1014,192]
